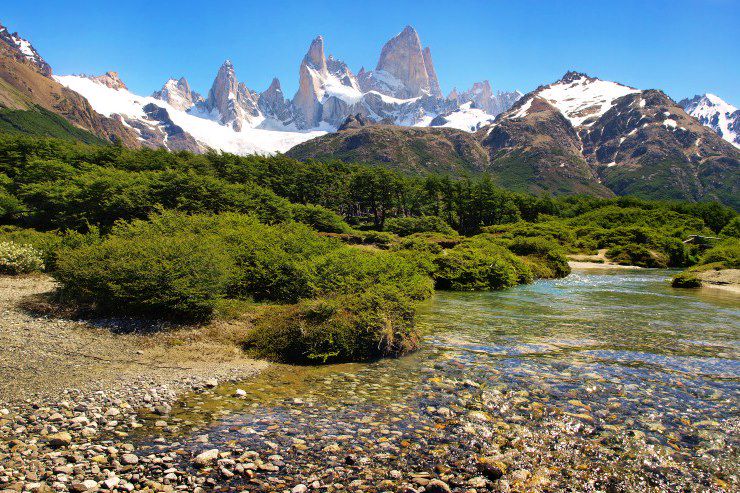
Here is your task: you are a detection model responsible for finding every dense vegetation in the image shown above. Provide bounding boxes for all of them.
[0,134,736,362]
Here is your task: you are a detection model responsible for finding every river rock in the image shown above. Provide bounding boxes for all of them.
[47,432,72,448]
[424,479,452,493]
[194,449,220,466]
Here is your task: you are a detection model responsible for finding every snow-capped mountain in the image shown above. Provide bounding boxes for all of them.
[53,25,521,155]
[290,71,739,206]
[680,94,739,149]
[54,74,327,154]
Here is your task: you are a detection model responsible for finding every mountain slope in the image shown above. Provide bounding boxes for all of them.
[0,22,140,146]
[289,72,739,205]
[287,120,489,175]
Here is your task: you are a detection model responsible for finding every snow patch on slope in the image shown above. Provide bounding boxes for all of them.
[539,75,639,127]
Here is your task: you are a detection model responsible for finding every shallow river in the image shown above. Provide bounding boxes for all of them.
[138,269,740,492]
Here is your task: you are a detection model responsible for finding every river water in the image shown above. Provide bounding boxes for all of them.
[138,268,740,492]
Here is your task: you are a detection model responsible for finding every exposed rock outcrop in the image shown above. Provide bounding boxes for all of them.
[152,77,203,111]
[201,60,260,131]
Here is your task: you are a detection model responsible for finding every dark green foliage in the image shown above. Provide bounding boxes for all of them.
[55,218,234,320]
[291,204,350,233]
[699,239,740,269]
[384,215,455,236]
[720,217,740,238]
[0,106,107,145]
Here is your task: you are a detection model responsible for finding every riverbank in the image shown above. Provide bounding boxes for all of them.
[0,274,270,492]
[695,268,740,295]
[0,275,268,405]
[567,249,642,270]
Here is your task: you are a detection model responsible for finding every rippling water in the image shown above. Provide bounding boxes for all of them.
[140,269,740,491]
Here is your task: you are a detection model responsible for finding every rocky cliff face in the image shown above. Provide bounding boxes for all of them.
[293,36,330,128]
[679,94,739,149]
[152,77,203,111]
[453,81,522,117]
[86,71,128,91]
[258,78,293,124]
[200,60,260,131]
[359,26,439,99]
[0,22,52,77]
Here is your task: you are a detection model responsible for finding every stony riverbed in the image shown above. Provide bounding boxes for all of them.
[1,269,738,492]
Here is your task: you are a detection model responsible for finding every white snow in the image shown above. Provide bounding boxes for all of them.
[429,102,495,131]
[684,93,739,148]
[663,119,677,128]
[55,75,326,155]
[538,75,639,127]
[322,73,364,105]
[511,98,533,119]
[8,33,39,63]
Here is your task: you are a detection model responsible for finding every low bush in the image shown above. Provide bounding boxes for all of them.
[0,241,45,274]
[244,284,419,363]
[606,244,667,268]
[434,238,532,290]
[55,227,233,320]
[309,248,434,301]
[384,215,455,237]
[291,204,350,233]
[671,272,702,288]
[699,239,740,269]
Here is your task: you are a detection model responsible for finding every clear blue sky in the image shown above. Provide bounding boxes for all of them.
[4,0,739,104]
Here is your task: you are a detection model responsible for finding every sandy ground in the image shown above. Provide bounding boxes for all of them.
[567,248,642,270]
[0,275,268,404]
[696,268,740,295]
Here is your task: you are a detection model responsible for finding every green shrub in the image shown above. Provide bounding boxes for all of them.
[291,204,350,233]
[606,244,667,268]
[244,284,419,363]
[0,241,45,274]
[54,216,235,320]
[385,215,455,237]
[360,230,396,248]
[309,248,434,301]
[699,239,740,269]
[719,217,740,238]
[434,238,531,290]
[671,272,702,288]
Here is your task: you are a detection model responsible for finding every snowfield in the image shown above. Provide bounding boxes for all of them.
[55,75,327,155]
[539,75,639,127]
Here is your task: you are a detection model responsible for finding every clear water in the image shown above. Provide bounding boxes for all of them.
[141,269,740,491]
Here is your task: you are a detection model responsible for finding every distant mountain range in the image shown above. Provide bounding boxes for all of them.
[0,21,737,207]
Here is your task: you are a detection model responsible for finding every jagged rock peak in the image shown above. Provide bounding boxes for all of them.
[422,46,442,98]
[374,25,433,98]
[680,93,739,148]
[0,22,52,77]
[559,71,594,84]
[338,113,373,131]
[203,59,260,131]
[152,77,202,111]
[305,36,327,73]
[87,71,128,90]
